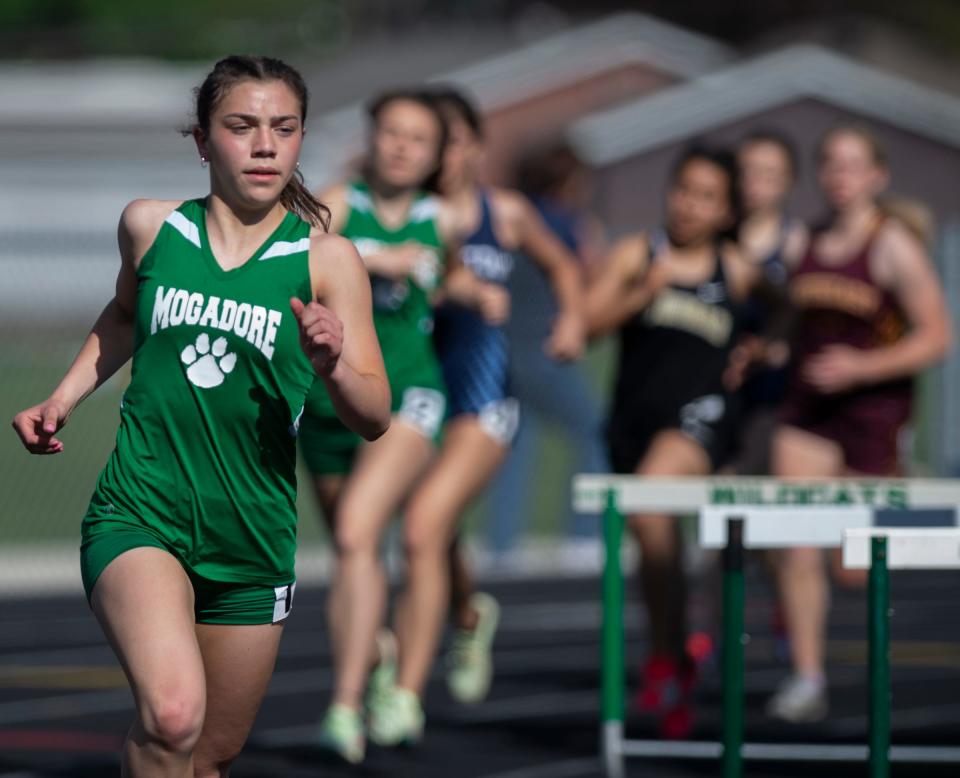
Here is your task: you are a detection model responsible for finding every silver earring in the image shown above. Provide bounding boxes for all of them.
[200,156,208,168]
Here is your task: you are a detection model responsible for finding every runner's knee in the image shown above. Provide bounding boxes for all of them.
[403,512,450,564]
[333,513,381,560]
[140,689,205,754]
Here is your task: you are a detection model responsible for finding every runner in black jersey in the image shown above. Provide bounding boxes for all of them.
[585,146,756,739]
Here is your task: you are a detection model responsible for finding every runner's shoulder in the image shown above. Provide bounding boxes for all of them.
[119,199,184,264]
[120,199,183,242]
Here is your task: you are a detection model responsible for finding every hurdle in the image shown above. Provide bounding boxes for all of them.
[844,528,960,778]
[571,475,960,778]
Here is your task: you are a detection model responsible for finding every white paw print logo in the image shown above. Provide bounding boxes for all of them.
[181,333,237,388]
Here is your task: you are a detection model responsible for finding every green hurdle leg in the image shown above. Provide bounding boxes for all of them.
[869,536,891,778]
[602,489,625,778]
[722,517,746,778]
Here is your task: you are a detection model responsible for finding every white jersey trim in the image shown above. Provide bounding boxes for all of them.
[409,197,439,223]
[165,210,201,249]
[478,398,521,446]
[260,237,311,261]
[397,387,446,440]
[347,187,374,213]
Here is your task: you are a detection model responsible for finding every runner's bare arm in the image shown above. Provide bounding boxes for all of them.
[861,220,952,382]
[442,263,510,326]
[500,190,585,360]
[584,233,665,338]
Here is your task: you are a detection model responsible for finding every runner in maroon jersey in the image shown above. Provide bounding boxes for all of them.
[767,125,951,723]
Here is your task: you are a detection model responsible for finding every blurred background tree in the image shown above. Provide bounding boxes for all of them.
[0,0,348,60]
[2,1,960,62]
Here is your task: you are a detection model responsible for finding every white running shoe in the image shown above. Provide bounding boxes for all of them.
[316,703,365,764]
[765,674,828,723]
[367,686,425,747]
[446,592,500,704]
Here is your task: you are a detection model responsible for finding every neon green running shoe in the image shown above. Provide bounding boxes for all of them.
[316,703,365,764]
[446,591,500,704]
[368,686,425,747]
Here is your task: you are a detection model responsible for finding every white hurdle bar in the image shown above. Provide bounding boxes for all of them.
[573,474,960,515]
[699,505,874,548]
[844,527,960,570]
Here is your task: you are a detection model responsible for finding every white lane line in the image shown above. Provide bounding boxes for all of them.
[478,757,601,778]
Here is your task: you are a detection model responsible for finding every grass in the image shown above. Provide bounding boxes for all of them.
[2,330,122,544]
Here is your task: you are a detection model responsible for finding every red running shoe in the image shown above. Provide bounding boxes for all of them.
[636,654,696,710]
[685,631,715,668]
[635,654,697,740]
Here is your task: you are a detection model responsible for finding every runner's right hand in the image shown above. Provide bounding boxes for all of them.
[12,399,68,455]
[291,297,344,378]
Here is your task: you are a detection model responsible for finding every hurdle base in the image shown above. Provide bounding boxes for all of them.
[619,739,960,763]
[603,721,625,778]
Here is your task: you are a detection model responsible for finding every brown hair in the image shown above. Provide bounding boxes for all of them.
[817,123,889,169]
[513,142,585,198]
[428,85,484,139]
[878,194,935,247]
[818,125,932,240]
[364,88,448,194]
[741,128,799,180]
[187,55,331,230]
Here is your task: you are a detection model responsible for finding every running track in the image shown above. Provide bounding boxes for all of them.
[1,570,959,777]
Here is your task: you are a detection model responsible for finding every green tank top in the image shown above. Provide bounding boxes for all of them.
[304,181,445,419]
[84,198,316,585]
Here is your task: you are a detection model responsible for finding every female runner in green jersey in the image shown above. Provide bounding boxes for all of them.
[300,89,505,763]
[11,56,389,777]
[369,87,586,746]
